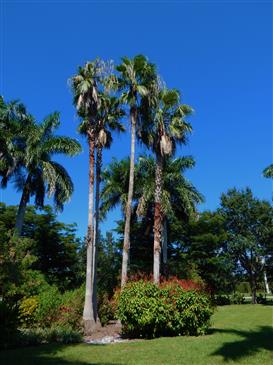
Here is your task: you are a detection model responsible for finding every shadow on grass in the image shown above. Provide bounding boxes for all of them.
[0,343,124,365]
[211,326,273,362]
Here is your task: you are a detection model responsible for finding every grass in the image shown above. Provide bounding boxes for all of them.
[1,305,272,365]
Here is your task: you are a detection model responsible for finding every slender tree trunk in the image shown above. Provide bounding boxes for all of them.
[250,273,257,304]
[83,131,98,334]
[261,257,270,294]
[14,175,31,236]
[121,107,137,288]
[162,217,168,277]
[92,144,102,326]
[264,270,270,294]
[154,153,163,285]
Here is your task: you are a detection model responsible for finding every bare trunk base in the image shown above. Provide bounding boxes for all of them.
[84,319,101,336]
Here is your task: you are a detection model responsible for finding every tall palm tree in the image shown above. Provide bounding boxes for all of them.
[92,94,125,313]
[116,55,156,287]
[71,59,102,334]
[141,88,193,284]
[263,165,273,178]
[0,107,81,236]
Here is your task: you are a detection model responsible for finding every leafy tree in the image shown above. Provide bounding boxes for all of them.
[220,188,273,303]
[263,164,273,178]
[185,211,235,293]
[116,55,156,287]
[0,203,83,295]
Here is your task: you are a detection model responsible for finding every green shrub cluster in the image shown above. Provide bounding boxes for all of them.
[116,279,213,338]
[214,292,245,306]
[19,286,84,331]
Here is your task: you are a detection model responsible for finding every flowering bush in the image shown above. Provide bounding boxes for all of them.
[116,278,213,338]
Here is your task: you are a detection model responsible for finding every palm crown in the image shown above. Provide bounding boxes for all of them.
[9,112,81,211]
[140,88,193,156]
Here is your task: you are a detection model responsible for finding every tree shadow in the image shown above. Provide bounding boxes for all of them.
[0,343,124,365]
[211,326,273,362]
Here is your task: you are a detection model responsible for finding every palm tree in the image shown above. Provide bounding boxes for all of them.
[263,165,273,178]
[140,88,193,284]
[100,155,202,274]
[136,155,203,276]
[92,94,125,313]
[0,107,81,236]
[116,55,156,287]
[0,97,32,186]
[71,59,102,334]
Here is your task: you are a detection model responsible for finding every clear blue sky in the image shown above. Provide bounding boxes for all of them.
[1,0,272,239]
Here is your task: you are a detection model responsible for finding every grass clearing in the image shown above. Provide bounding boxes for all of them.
[1,304,272,365]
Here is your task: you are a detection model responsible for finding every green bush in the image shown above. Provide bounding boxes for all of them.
[116,279,213,338]
[257,293,266,304]
[231,292,245,304]
[19,296,39,327]
[98,293,116,327]
[58,286,84,331]
[214,294,231,306]
[235,282,250,294]
[34,286,62,327]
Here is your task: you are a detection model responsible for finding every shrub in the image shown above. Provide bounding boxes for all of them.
[231,292,245,304]
[98,293,116,327]
[235,282,250,294]
[257,293,266,304]
[35,286,62,327]
[116,279,213,338]
[19,296,39,327]
[58,286,84,331]
[214,294,231,306]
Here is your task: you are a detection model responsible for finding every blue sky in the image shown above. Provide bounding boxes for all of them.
[1,0,272,239]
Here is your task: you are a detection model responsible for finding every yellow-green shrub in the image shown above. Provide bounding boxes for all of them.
[19,297,38,327]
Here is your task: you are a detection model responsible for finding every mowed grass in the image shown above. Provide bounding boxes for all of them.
[1,305,272,365]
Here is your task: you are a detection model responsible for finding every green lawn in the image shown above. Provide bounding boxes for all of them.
[1,305,272,365]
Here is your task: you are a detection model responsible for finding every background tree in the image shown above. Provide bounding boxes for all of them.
[0,103,81,236]
[263,164,273,178]
[0,203,83,296]
[0,97,32,189]
[220,188,273,303]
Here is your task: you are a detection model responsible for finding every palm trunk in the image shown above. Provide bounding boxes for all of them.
[92,144,102,325]
[14,174,31,236]
[121,106,137,288]
[154,153,163,285]
[83,131,98,334]
[162,217,168,277]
